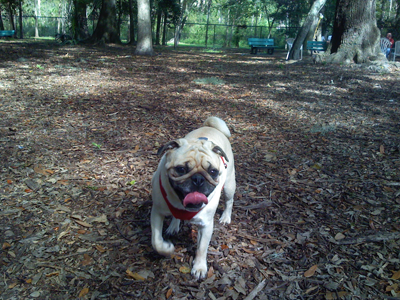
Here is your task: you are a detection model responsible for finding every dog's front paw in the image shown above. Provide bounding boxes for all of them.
[191,259,208,279]
[153,240,175,257]
[219,211,231,224]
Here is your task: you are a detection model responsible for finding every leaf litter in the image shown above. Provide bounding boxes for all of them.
[0,41,400,299]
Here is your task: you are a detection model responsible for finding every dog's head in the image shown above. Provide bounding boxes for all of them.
[158,138,228,212]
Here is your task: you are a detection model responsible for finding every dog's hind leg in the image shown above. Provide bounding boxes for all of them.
[165,217,181,236]
[219,174,236,224]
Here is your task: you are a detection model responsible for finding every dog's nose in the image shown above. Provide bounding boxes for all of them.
[191,174,205,187]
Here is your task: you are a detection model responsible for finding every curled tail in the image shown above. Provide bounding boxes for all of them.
[204,117,231,138]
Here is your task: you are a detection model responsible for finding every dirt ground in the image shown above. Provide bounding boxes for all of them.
[0,40,400,300]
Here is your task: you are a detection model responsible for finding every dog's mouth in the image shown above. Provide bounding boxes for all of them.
[180,191,208,211]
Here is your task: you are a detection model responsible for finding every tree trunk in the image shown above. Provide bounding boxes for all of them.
[205,0,211,47]
[162,14,167,45]
[327,0,382,64]
[8,3,16,33]
[18,0,23,39]
[0,9,4,31]
[128,0,135,44]
[89,0,120,44]
[155,5,162,45]
[135,0,155,55]
[288,0,327,60]
[73,0,89,41]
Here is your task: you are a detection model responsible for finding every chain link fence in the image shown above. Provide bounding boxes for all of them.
[2,15,300,49]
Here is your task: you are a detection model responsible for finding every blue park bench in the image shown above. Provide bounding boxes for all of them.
[248,38,277,55]
[306,41,328,52]
[0,30,15,38]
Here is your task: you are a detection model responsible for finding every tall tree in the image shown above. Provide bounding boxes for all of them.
[288,0,327,60]
[0,8,4,31]
[34,0,40,37]
[18,0,22,38]
[128,0,135,44]
[73,0,90,41]
[135,0,155,55]
[327,0,383,63]
[89,0,120,44]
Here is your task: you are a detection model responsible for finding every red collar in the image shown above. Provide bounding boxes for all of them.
[159,176,203,220]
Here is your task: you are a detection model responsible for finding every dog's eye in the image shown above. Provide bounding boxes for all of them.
[175,166,187,175]
[209,168,219,178]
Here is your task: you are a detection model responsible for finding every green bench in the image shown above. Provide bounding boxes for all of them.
[248,38,277,55]
[0,30,15,38]
[306,41,328,52]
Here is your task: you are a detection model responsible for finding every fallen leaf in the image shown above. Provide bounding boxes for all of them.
[126,269,145,280]
[78,288,89,298]
[34,166,53,175]
[95,245,107,253]
[380,145,384,154]
[392,270,400,280]
[386,283,399,292]
[57,180,69,185]
[74,220,93,228]
[81,254,93,266]
[7,179,12,184]
[304,265,318,277]
[334,232,346,240]
[2,242,11,250]
[8,282,18,289]
[166,288,173,299]
[207,266,214,278]
[179,266,191,274]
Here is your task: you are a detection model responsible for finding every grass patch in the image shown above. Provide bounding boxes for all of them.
[193,77,225,85]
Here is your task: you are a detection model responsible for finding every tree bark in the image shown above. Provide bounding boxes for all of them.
[128,0,135,44]
[327,0,383,64]
[288,0,327,60]
[73,0,90,41]
[7,3,16,34]
[0,9,4,31]
[18,1,23,39]
[135,0,155,55]
[89,0,120,44]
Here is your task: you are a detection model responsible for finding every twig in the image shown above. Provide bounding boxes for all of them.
[244,279,266,300]
[337,232,400,245]
[235,232,286,245]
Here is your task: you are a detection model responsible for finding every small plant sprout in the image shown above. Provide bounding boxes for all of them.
[92,142,102,149]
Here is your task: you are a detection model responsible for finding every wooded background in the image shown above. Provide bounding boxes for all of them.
[1,0,399,48]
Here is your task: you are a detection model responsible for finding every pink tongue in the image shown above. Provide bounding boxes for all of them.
[183,192,208,207]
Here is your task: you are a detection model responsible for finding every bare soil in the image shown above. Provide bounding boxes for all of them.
[1,41,400,300]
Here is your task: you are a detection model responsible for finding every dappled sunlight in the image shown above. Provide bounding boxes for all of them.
[1,42,399,300]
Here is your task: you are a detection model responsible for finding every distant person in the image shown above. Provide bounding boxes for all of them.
[386,33,395,58]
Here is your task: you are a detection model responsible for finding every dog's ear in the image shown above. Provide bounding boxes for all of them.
[212,145,229,162]
[157,140,180,156]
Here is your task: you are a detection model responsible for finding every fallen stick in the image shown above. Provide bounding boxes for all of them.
[337,232,400,245]
[244,279,266,300]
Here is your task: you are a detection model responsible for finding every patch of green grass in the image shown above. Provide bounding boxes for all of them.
[193,77,225,85]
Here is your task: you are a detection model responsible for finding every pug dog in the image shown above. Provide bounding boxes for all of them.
[151,116,236,279]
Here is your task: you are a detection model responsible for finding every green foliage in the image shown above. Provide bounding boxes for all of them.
[92,142,102,149]
[158,0,181,27]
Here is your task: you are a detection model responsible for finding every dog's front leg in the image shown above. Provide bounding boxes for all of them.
[192,222,214,279]
[151,207,175,257]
